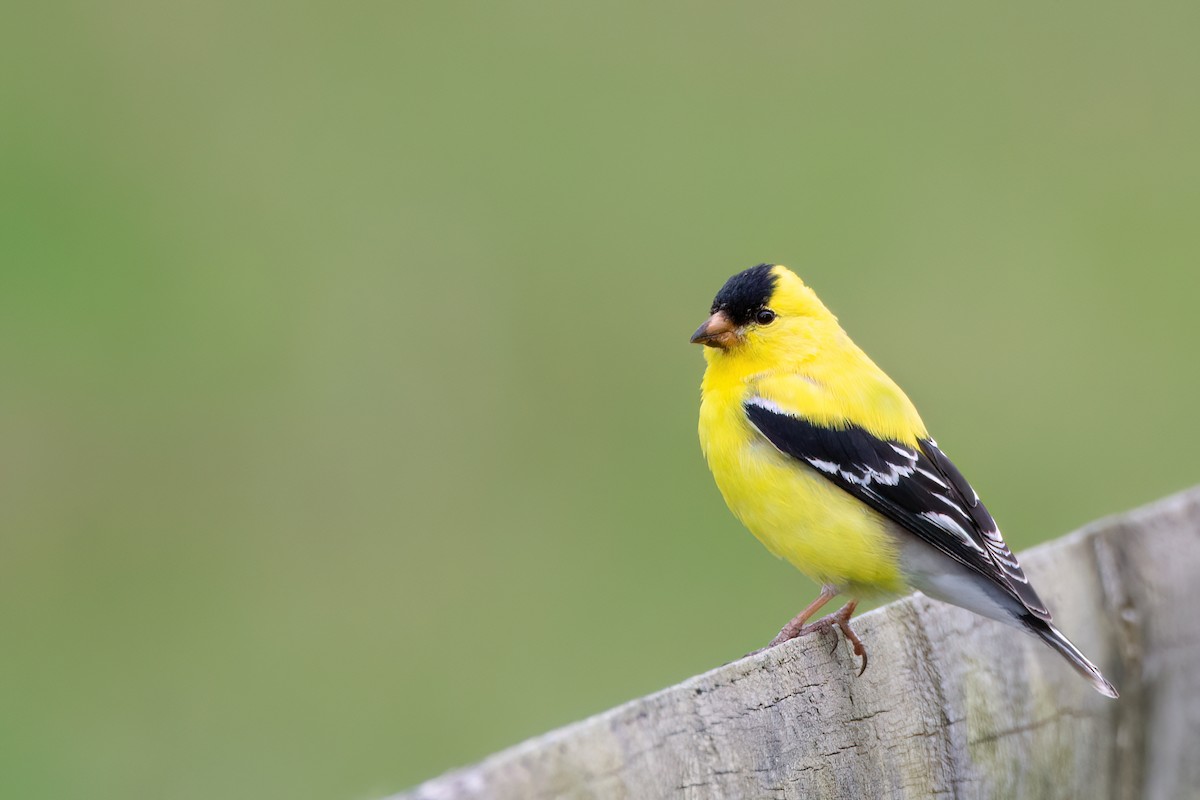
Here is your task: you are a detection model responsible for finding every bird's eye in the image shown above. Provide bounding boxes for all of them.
[755,309,777,325]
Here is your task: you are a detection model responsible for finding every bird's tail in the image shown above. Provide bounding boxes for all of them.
[1025,616,1119,699]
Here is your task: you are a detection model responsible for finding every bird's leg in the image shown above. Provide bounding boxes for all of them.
[798,600,868,675]
[767,584,839,647]
[746,589,869,675]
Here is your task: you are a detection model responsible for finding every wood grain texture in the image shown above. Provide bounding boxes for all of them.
[397,487,1200,800]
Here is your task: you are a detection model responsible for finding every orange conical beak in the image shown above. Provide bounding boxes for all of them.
[689,310,738,349]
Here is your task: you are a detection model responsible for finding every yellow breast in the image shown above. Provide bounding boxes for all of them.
[698,374,906,594]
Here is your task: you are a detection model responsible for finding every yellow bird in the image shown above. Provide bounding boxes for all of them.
[692,264,1117,698]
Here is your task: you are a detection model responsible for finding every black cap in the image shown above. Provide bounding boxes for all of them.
[710,264,778,326]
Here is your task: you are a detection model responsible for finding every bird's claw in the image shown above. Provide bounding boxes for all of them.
[771,600,868,676]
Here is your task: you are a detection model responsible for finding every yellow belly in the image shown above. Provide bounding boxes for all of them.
[699,399,905,594]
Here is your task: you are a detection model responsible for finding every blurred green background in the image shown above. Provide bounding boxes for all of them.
[3,1,1199,798]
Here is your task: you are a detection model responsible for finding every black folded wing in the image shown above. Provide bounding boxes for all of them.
[744,397,1050,620]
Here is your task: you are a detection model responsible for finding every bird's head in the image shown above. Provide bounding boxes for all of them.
[690,264,837,359]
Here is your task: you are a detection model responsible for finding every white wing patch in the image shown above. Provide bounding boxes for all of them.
[916,467,947,488]
[744,396,787,414]
[813,454,914,487]
[807,458,840,475]
[919,512,986,553]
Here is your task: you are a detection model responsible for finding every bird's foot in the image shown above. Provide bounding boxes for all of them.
[761,600,868,675]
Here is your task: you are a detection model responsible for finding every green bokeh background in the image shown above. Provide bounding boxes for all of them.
[4,2,1199,798]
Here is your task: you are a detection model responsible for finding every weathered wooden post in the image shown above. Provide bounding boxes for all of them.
[396,488,1200,800]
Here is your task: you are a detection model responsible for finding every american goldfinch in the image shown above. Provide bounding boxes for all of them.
[692,264,1118,698]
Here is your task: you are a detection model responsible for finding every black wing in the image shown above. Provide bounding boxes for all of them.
[744,397,1050,620]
